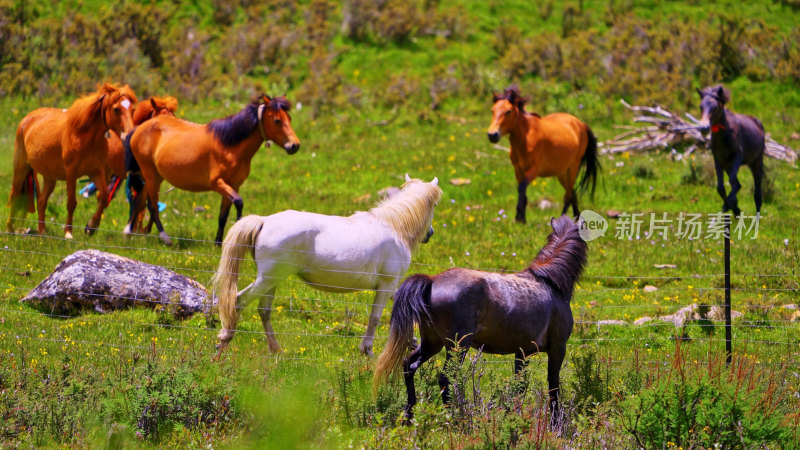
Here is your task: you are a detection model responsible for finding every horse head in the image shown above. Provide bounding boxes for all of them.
[98,83,139,140]
[488,86,527,143]
[134,96,179,124]
[259,94,301,154]
[403,174,440,245]
[697,85,729,133]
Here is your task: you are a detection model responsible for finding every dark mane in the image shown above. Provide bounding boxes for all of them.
[208,102,261,147]
[268,96,291,114]
[494,85,540,117]
[527,215,588,298]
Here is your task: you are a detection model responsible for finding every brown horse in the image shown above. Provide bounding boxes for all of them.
[373,215,588,422]
[104,96,178,232]
[6,83,138,238]
[697,85,765,217]
[124,94,300,245]
[487,86,599,223]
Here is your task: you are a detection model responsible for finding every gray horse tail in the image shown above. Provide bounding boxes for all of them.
[213,215,264,344]
[372,273,432,398]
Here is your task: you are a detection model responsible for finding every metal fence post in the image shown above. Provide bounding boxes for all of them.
[725,214,732,366]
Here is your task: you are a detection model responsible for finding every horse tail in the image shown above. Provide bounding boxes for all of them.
[372,273,432,398]
[577,125,599,199]
[213,215,265,341]
[7,124,36,229]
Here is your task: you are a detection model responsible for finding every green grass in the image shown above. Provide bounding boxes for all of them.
[0,94,798,446]
[1,0,800,446]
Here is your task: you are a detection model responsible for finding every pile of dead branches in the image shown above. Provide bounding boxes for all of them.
[600,100,797,163]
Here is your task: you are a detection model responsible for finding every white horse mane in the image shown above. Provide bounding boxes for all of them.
[369,179,442,251]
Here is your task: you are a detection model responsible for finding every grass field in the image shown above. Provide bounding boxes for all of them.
[1,93,798,447]
[1,0,800,447]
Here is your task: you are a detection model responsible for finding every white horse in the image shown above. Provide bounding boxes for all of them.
[214,175,442,355]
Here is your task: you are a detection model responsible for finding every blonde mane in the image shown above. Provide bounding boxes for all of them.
[370,179,442,251]
[67,82,138,132]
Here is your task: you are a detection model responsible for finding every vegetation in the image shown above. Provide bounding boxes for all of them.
[0,0,799,447]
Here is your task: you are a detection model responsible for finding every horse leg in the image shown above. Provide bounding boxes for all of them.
[64,173,78,239]
[725,156,744,217]
[215,196,234,246]
[749,158,764,217]
[516,181,529,224]
[713,160,729,213]
[547,343,566,427]
[140,172,171,245]
[256,287,282,353]
[440,334,473,407]
[85,169,110,235]
[402,333,444,422]
[36,178,57,235]
[557,172,579,217]
[360,288,393,356]
[211,179,243,246]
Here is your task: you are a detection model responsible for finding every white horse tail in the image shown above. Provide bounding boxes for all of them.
[372,273,432,398]
[214,215,264,343]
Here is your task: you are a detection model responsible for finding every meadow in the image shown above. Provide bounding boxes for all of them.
[1,0,800,447]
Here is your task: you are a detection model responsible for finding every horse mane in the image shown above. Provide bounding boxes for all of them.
[701,84,730,104]
[527,215,588,299]
[208,96,290,147]
[67,82,137,132]
[494,85,540,117]
[369,179,442,251]
[133,96,178,124]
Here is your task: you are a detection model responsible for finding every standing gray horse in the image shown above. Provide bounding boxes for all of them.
[697,85,765,216]
[373,215,588,421]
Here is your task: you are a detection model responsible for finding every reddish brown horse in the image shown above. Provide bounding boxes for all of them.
[103,96,178,232]
[487,86,599,223]
[373,215,588,422]
[124,94,300,245]
[6,83,138,237]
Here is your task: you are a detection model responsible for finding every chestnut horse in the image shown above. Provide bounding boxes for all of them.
[487,86,599,223]
[6,83,138,237]
[697,85,765,217]
[373,215,588,422]
[124,94,300,245]
[107,96,178,232]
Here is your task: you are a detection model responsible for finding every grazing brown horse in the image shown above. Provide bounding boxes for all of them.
[374,215,588,422]
[124,94,300,245]
[697,85,765,217]
[487,86,599,223]
[6,83,138,237]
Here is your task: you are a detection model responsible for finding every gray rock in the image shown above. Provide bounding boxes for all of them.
[22,250,211,318]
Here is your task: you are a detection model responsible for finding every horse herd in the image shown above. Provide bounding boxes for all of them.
[4,82,766,421]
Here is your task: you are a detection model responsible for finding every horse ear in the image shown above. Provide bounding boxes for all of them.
[405,173,411,183]
[492,92,499,103]
[507,89,516,104]
[97,93,106,104]
[150,98,158,110]
[716,86,728,104]
[431,176,438,186]
[261,93,271,103]
[696,87,704,98]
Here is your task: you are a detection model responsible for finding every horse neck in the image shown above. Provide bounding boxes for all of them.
[508,113,536,151]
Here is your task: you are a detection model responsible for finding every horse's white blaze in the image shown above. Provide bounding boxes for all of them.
[121,98,131,110]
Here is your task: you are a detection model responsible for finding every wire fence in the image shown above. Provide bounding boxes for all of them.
[1,216,798,369]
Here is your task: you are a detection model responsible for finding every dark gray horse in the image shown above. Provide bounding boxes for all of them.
[373,215,588,422]
[697,85,765,216]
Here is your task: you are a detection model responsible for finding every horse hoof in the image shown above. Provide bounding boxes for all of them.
[85,226,96,236]
[64,231,73,239]
[159,231,173,246]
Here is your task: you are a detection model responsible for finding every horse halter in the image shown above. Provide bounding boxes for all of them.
[256,103,271,148]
